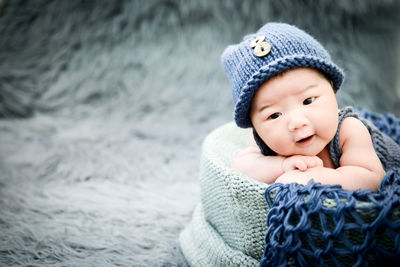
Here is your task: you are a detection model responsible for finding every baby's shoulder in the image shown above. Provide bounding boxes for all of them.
[338,116,370,146]
[341,116,364,128]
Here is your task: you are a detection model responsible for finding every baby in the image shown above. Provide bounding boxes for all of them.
[221,23,400,191]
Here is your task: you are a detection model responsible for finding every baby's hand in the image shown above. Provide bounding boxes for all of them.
[282,155,323,172]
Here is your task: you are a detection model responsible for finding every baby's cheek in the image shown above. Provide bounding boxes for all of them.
[266,133,291,155]
[318,105,339,137]
[321,114,338,140]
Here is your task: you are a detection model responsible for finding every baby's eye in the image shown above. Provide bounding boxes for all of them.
[268,112,282,120]
[303,97,316,105]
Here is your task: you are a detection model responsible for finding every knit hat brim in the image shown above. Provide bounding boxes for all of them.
[234,55,344,128]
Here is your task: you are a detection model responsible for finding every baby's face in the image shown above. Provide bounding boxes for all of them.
[250,67,339,156]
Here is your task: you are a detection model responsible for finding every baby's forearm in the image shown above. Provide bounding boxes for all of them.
[233,149,325,184]
[314,166,382,191]
[279,166,383,191]
[232,150,284,184]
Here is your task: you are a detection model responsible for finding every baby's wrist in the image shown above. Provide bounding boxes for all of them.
[280,156,287,174]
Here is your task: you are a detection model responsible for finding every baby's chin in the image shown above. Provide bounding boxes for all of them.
[279,152,318,157]
[276,149,324,157]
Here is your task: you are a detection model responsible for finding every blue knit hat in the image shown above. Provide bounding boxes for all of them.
[222,22,344,128]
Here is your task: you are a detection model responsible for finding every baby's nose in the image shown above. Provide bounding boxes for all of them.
[288,113,309,132]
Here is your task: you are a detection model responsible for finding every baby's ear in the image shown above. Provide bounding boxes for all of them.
[328,79,335,92]
[252,128,277,156]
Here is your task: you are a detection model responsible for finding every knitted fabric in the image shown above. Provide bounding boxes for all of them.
[262,174,400,266]
[180,109,400,267]
[221,22,344,128]
[179,122,268,266]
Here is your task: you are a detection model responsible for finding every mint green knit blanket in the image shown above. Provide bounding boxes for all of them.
[179,122,268,266]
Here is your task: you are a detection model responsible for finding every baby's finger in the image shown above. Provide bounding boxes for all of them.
[315,157,323,167]
[306,156,323,168]
[310,157,323,167]
[295,160,307,171]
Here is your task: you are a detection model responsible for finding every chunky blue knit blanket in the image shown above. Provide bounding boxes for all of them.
[261,109,400,266]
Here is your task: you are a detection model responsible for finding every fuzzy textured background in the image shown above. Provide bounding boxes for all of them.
[0,0,399,266]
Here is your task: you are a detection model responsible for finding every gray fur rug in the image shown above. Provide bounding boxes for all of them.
[0,1,399,266]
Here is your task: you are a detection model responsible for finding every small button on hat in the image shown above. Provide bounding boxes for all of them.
[253,39,271,57]
[221,22,345,128]
[250,36,266,48]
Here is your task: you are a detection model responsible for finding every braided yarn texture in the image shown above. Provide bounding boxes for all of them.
[261,109,400,266]
[357,108,400,170]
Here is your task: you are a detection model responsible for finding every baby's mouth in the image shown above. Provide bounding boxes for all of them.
[296,135,314,144]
